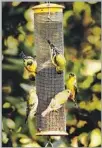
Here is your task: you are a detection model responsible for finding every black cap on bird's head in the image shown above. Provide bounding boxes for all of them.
[69,73,76,78]
[20,51,36,61]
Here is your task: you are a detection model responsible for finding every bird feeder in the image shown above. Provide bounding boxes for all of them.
[32,3,67,136]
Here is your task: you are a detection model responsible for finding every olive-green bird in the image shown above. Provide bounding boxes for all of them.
[41,89,71,117]
[25,87,38,123]
[47,40,66,74]
[66,73,78,107]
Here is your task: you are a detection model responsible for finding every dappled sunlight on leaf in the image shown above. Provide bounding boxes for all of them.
[24,8,34,22]
[19,137,32,144]
[81,60,101,76]
[77,120,87,128]
[69,127,76,134]
[79,95,101,112]
[89,128,101,147]
[92,26,101,36]
[73,2,85,15]
[63,10,74,28]
[16,126,22,133]
[6,118,16,129]
[78,132,88,147]
[91,84,101,93]
[97,121,101,128]
[6,36,19,49]
[26,22,34,32]
[25,34,34,47]
[2,86,12,94]
[79,76,94,89]
[87,35,100,45]
[3,102,11,109]
[71,136,78,147]
[18,34,25,42]
[2,132,9,144]
[22,142,41,147]
[12,2,21,7]
[66,116,77,126]
[3,48,18,55]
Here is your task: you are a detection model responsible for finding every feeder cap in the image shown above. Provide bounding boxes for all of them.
[32,3,64,13]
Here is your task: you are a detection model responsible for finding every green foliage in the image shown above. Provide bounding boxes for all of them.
[2,2,101,147]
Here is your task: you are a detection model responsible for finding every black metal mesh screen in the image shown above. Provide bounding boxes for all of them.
[34,12,67,135]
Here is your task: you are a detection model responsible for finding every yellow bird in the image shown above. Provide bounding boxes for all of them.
[66,73,78,107]
[41,89,71,117]
[25,87,38,123]
[47,40,66,74]
[20,51,37,81]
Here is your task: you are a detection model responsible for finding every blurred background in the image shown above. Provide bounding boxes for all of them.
[2,1,101,147]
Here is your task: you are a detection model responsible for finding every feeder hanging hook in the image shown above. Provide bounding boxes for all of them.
[47,0,51,20]
[45,136,54,147]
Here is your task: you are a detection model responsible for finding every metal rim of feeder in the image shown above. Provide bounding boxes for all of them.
[36,131,68,136]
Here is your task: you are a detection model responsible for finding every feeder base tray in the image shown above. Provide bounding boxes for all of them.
[36,131,68,136]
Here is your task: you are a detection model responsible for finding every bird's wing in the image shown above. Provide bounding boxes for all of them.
[74,84,78,96]
[23,67,29,79]
[25,101,29,124]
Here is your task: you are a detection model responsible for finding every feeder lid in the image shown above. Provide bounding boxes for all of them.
[32,3,64,13]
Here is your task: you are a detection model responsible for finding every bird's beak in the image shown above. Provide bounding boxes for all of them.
[68,92,73,100]
[69,75,71,78]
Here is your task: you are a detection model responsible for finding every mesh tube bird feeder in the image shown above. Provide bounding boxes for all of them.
[32,3,68,136]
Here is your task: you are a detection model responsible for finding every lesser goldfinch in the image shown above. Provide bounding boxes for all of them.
[66,73,78,107]
[25,87,38,123]
[41,89,71,117]
[47,40,66,74]
[20,51,37,81]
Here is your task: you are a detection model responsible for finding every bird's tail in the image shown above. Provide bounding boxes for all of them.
[47,40,60,57]
[47,40,55,48]
[25,115,28,124]
[41,107,52,117]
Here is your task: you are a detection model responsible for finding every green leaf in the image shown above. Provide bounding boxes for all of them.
[3,102,11,109]
[2,132,9,144]
[6,118,16,129]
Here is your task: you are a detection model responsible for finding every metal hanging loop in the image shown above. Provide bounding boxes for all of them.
[47,0,51,20]
[45,141,54,147]
[45,136,54,147]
